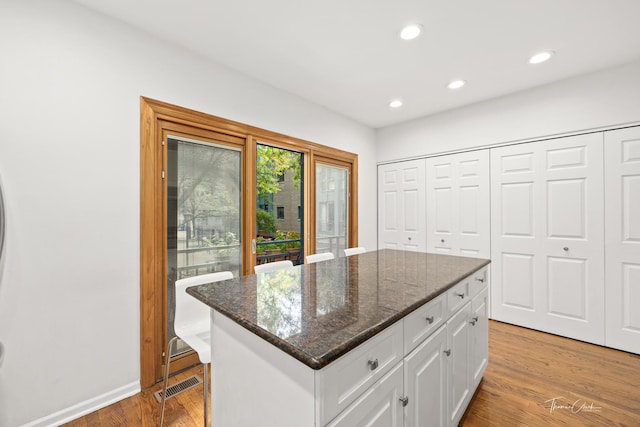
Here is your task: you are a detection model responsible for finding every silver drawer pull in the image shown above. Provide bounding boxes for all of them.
[444,349,451,356]
[563,247,569,252]
[426,316,434,324]
[368,358,379,370]
[455,292,465,299]
[470,316,479,326]
[399,396,409,407]
[475,277,485,283]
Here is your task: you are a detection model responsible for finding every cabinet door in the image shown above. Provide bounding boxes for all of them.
[447,302,472,427]
[490,133,605,345]
[378,160,426,251]
[470,287,489,388]
[404,324,447,427]
[426,150,490,258]
[605,126,640,354]
[327,362,404,427]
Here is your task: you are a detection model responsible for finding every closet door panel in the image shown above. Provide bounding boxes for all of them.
[379,168,400,249]
[491,145,541,324]
[378,160,426,251]
[541,134,604,343]
[491,133,604,344]
[399,162,426,251]
[430,159,455,253]
[426,150,489,258]
[605,126,640,354]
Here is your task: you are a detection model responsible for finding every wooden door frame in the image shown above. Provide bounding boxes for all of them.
[309,155,358,254]
[140,97,358,388]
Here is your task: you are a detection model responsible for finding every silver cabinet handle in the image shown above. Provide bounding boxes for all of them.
[475,277,485,283]
[455,292,465,299]
[444,349,451,356]
[440,239,445,243]
[470,316,479,326]
[368,359,379,370]
[563,247,569,252]
[399,396,409,407]
[426,316,434,324]
[408,237,412,241]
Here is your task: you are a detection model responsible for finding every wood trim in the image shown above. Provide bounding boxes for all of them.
[140,99,158,388]
[140,97,358,388]
[141,97,353,161]
[311,155,359,250]
[307,152,316,256]
[243,136,257,276]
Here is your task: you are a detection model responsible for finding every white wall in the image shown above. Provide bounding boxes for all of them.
[0,1,376,425]
[377,60,640,162]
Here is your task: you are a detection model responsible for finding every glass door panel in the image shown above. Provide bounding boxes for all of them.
[255,144,304,266]
[167,135,241,357]
[315,163,349,258]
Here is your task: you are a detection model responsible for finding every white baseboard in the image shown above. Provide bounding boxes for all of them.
[21,381,140,427]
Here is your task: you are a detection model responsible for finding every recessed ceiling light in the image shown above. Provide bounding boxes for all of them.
[529,51,554,64]
[400,24,422,40]
[389,99,403,108]
[447,80,465,90]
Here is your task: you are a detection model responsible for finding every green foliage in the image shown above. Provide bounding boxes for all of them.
[285,231,301,249]
[256,145,301,204]
[257,209,278,236]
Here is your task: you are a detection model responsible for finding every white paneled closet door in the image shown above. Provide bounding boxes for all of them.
[605,126,640,354]
[426,150,490,258]
[490,133,605,345]
[378,160,426,251]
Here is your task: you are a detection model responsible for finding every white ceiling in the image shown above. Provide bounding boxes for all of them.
[74,0,640,128]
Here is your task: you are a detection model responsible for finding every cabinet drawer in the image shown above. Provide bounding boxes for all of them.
[468,267,488,299]
[404,293,446,355]
[326,362,403,427]
[318,321,403,425]
[447,279,470,314]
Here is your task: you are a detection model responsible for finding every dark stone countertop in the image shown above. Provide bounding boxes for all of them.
[187,249,490,370]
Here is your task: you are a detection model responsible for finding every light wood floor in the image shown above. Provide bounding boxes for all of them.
[66,320,640,426]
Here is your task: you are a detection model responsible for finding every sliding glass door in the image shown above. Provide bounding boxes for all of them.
[254,143,304,266]
[166,135,242,358]
[315,161,350,258]
[140,97,358,387]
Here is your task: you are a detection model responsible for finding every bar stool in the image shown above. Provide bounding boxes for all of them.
[160,271,233,427]
[344,247,366,256]
[306,252,334,264]
[254,260,293,274]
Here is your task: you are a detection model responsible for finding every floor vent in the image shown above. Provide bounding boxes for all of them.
[154,375,203,403]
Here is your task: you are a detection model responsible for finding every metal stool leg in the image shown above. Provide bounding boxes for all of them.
[159,337,177,427]
[203,363,209,426]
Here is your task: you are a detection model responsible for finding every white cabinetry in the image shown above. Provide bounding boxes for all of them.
[402,276,489,427]
[326,267,489,427]
[404,324,448,427]
[327,363,404,427]
[378,160,426,251]
[470,288,489,389]
[604,127,640,354]
[318,321,404,423]
[446,301,472,426]
[209,263,489,427]
[426,150,490,258]
[490,132,605,344]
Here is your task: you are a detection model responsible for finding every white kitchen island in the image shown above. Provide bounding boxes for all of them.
[188,249,490,427]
